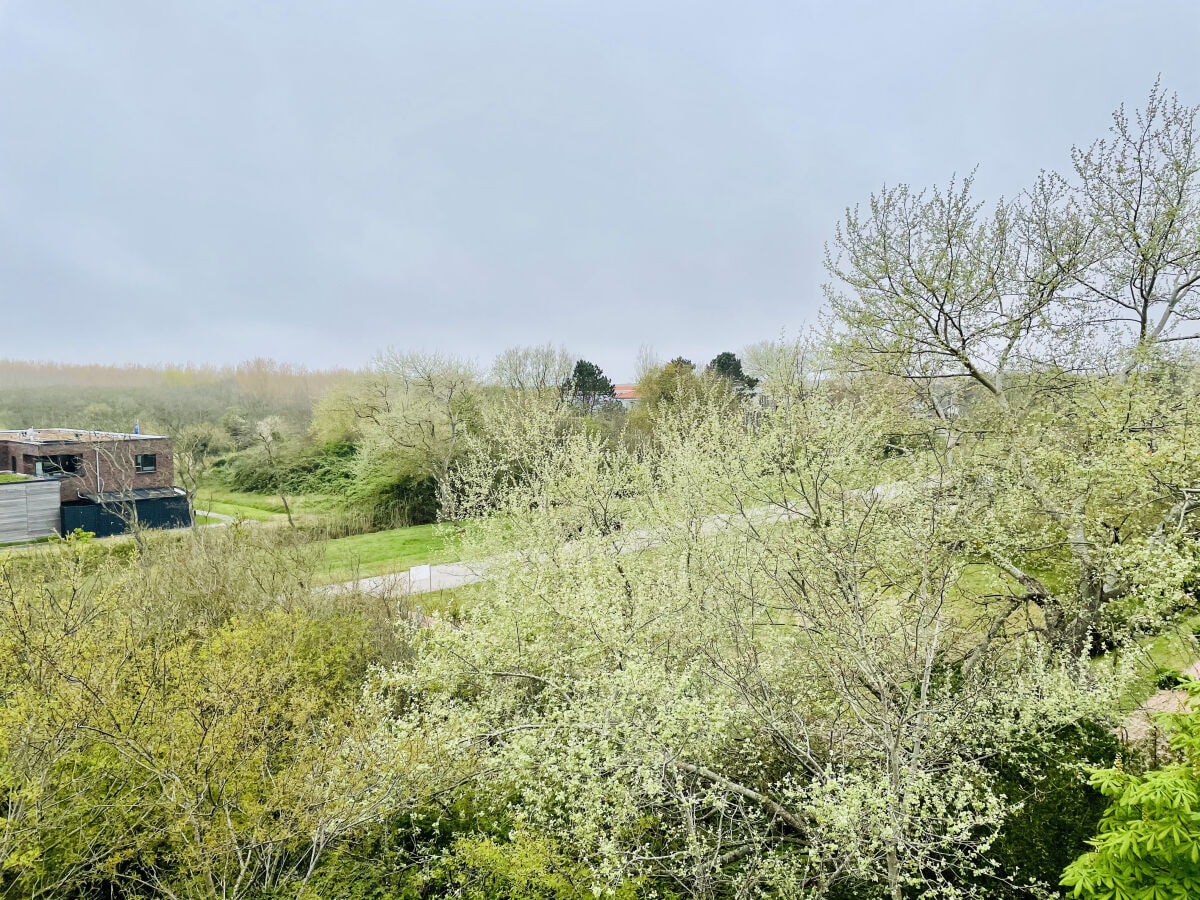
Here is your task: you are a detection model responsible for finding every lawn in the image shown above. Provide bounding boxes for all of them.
[191,474,341,521]
[320,523,462,581]
[410,582,481,620]
[0,473,29,484]
[194,498,277,522]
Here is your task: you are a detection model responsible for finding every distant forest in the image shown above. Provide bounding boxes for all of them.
[0,358,352,433]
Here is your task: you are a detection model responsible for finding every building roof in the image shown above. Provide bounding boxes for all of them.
[612,384,640,401]
[78,486,187,503]
[0,429,166,444]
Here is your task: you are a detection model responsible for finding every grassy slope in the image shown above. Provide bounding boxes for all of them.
[190,484,335,522]
[320,524,461,581]
[1103,615,1200,711]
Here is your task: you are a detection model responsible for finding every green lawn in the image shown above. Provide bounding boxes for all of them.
[0,536,53,550]
[192,484,289,516]
[194,499,277,522]
[320,523,461,582]
[0,473,29,484]
[191,482,339,523]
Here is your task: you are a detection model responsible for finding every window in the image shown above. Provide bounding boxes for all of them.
[34,454,83,476]
[135,453,157,473]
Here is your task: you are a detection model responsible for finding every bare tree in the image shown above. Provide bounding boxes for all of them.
[255,417,295,528]
[1067,81,1200,364]
[825,85,1200,656]
[490,343,574,396]
[346,350,481,483]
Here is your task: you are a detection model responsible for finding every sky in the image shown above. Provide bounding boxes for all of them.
[2,2,1199,380]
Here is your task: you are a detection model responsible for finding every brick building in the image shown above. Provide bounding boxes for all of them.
[0,429,191,538]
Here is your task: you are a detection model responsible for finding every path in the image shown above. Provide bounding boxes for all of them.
[194,508,235,524]
[328,560,488,597]
[324,481,910,599]
[1123,660,1200,743]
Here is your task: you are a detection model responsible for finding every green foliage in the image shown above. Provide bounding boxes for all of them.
[985,722,1119,898]
[627,356,709,434]
[426,386,1126,898]
[1063,684,1200,899]
[343,465,440,528]
[435,832,617,899]
[564,359,616,413]
[0,528,408,899]
[1156,669,1189,690]
[705,350,759,391]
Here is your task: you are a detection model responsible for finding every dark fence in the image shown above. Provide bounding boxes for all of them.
[62,495,192,538]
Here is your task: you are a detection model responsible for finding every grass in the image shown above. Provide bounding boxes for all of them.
[195,499,277,522]
[1104,615,1200,712]
[192,485,290,518]
[410,582,481,620]
[320,523,461,582]
[0,472,30,484]
[191,481,339,524]
[0,535,54,550]
[193,514,221,526]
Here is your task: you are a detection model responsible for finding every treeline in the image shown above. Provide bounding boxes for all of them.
[0,351,767,532]
[204,345,762,530]
[0,358,351,435]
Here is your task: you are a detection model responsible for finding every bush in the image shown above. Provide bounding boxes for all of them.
[982,720,1119,898]
[344,467,440,529]
[1156,668,1190,689]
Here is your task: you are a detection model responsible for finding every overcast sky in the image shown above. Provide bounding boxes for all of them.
[2,2,1198,378]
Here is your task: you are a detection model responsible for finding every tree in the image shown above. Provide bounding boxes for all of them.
[172,422,225,520]
[563,359,616,413]
[828,83,1200,388]
[342,351,480,481]
[0,527,424,899]
[491,343,575,396]
[825,85,1200,656]
[255,416,295,528]
[1068,80,1200,367]
[627,357,709,436]
[705,351,759,391]
[415,382,1122,898]
[741,333,832,396]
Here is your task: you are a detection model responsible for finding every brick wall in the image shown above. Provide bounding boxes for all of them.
[0,437,175,502]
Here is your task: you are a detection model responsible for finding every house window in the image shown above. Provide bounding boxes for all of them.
[34,454,83,476]
[135,453,157,473]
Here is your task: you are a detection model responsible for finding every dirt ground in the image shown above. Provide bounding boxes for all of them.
[1122,660,1200,743]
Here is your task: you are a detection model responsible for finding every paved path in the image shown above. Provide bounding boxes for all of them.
[194,508,236,525]
[324,483,907,599]
[329,560,488,597]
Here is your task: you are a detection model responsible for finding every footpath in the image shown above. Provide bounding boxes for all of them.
[327,560,487,597]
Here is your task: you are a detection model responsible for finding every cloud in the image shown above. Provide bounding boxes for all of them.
[1,1,1198,377]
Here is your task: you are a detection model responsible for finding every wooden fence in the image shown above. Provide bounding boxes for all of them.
[0,478,61,543]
